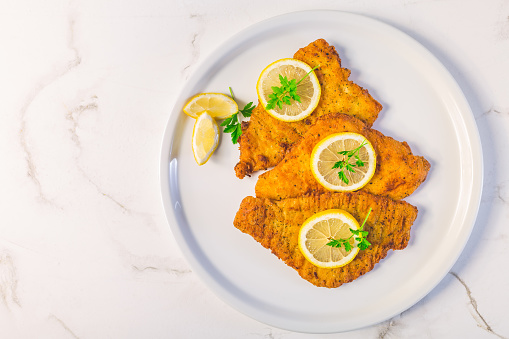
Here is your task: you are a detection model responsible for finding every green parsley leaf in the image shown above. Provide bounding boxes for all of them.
[239,102,254,117]
[334,139,368,184]
[326,208,373,252]
[220,88,256,144]
[326,238,352,252]
[338,170,349,185]
[265,65,319,111]
[357,238,371,251]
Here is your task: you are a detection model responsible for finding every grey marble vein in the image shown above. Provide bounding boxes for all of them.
[130,255,192,277]
[482,106,509,117]
[450,272,507,339]
[496,180,509,204]
[108,238,192,279]
[246,328,287,339]
[62,91,139,213]
[376,311,409,339]
[19,13,81,205]
[64,94,162,223]
[0,253,21,310]
[65,95,99,149]
[262,328,277,339]
[80,168,130,213]
[77,166,160,234]
[378,319,396,339]
[64,95,137,214]
[181,13,204,79]
[49,314,80,339]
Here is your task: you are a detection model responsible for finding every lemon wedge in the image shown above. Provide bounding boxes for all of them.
[310,132,376,192]
[256,58,321,122]
[298,209,361,268]
[183,93,238,119]
[192,111,219,165]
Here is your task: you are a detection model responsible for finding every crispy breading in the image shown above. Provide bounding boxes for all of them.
[255,113,431,201]
[233,191,418,288]
[293,39,382,125]
[234,39,382,179]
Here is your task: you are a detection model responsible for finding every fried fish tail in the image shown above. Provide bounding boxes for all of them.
[234,191,418,288]
[234,103,304,178]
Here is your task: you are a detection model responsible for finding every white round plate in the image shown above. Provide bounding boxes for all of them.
[160,10,483,333]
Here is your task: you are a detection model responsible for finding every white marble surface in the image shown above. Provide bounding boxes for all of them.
[1,0,508,338]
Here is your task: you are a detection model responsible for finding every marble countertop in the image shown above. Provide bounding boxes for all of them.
[1,0,508,338]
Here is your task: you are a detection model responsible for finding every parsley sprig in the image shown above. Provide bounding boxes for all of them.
[221,87,255,144]
[326,208,372,251]
[265,65,319,110]
[332,140,367,184]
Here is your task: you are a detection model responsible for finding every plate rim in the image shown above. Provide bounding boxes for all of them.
[159,10,483,333]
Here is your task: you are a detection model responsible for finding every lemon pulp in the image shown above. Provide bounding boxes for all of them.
[310,132,376,192]
[184,93,238,119]
[256,58,321,122]
[192,111,219,165]
[298,209,361,268]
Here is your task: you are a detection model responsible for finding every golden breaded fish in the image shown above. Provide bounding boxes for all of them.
[234,39,382,179]
[255,113,431,201]
[234,191,418,288]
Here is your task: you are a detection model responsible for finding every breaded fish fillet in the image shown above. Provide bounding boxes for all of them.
[234,39,382,179]
[234,191,418,288]
[255,113,431,201]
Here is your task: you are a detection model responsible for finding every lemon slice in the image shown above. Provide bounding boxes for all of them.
[298,209,361,268]
[256,58,321,122]
[192,111,219,165]
[183,93,238,119]
[310,132,376,191]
